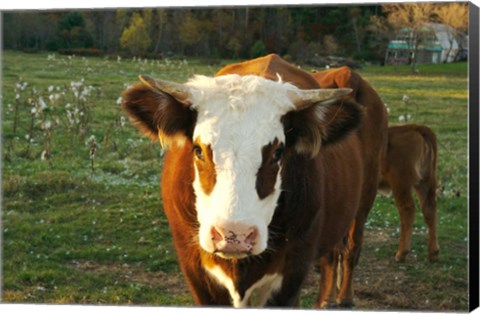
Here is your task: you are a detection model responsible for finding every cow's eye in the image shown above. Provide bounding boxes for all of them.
[193,145,204,161]
[272,146,284,164]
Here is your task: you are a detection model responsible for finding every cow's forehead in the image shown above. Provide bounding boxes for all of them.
[187,75,296,147]
[186,74,297,113]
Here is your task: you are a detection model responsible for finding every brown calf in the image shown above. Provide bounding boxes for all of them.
[379,124,439,262]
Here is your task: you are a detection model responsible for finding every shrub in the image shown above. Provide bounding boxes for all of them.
[58,48,103,57]
[250,40,267,58]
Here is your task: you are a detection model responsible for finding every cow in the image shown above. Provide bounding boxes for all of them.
[310,67,388,307]
[378,124,439,262]
[121,54,387,307]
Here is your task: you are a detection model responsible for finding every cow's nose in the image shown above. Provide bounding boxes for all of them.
[210,225,259,258]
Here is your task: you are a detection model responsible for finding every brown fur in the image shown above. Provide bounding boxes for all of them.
[311,66,388,308]
[193,138,216,195]
[122,54,386,307]
[215,54,319,89]
[379,124,439,262]
[121,83,197,147]
[256,138,283,200]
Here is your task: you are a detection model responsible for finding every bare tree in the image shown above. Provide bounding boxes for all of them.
[383,3,437,72]
[153,9,168,55]
[435,3,468,62]
[349,7,363,56]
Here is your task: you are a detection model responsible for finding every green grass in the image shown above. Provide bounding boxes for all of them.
[1,51,469,310]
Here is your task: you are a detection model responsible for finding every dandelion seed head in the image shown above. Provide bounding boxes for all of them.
[42,120,52,130]
[41,150,48,160]
[39,97,47,110]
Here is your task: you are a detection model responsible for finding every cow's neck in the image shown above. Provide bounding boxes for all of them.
[203,260,283,307]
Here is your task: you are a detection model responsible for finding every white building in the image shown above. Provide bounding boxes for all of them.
[426,23,466,63]
[385,23,467,65]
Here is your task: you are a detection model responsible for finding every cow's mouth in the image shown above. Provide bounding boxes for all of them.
[213,250,252,260]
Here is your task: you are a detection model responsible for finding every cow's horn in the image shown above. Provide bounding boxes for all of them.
[139,75,191,105]
[292,88,353,110]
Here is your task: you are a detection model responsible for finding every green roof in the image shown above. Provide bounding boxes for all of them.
[387,40,443,52]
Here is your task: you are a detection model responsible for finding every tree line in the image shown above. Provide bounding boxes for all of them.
[2,3,468,65]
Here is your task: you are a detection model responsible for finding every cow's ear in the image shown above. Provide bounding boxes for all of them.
[121,78,197,149]
[283,98,362,158]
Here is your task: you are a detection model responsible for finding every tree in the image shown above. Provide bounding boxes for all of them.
[178,12,214,56]
[322,34,339,55]
[3,12,61,51]
[250,40,267,58]
[152,9,168,54]
[383,3,437,72]
[435,3,468,61]
[58,12,94,49]
[120,12,151,56]
[349,7,364,56]
[367,14,393,64]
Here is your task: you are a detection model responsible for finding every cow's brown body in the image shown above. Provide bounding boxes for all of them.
[311,67,388,307]
[123,54,388,307]
[162,133,363,306]
[379,124,439,262]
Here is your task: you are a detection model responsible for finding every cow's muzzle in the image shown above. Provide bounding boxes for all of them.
[210,225,259,259]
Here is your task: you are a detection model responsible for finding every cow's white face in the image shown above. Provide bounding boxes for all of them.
[184,75,297,258]
[122,72,354,260]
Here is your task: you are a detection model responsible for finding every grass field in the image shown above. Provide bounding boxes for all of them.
[1,51,469,310]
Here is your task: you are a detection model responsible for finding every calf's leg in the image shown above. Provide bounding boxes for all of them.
[390,183,416,262]
[415,180,439,262]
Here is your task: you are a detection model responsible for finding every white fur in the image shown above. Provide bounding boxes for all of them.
[204,264,283,307]
[186,75,298,256]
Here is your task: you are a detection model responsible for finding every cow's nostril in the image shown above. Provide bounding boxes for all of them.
[211,226,223,243]
[245,228,258,245]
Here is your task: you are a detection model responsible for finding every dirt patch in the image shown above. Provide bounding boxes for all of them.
[302,228,467,311]
[70,227,467,311]
[69,260,190,296]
